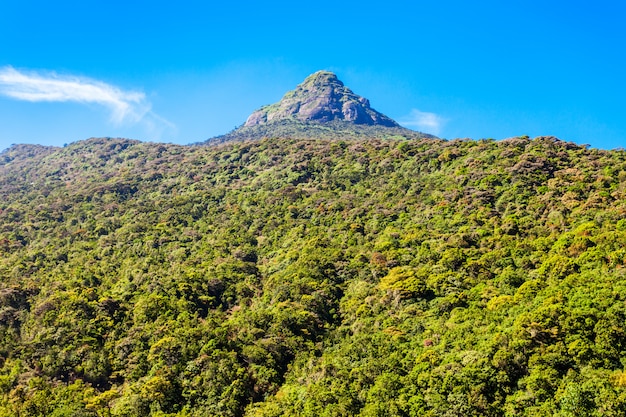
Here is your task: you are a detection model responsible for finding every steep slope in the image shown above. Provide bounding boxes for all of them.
[1,137,626,416]
[207,71,433,144]
[244,71,398,127]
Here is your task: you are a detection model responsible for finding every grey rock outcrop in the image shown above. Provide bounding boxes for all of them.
[244,71,399,127]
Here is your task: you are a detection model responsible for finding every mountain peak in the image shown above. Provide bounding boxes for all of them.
[302,70,341,85]
[205,71,436,145]
[244,71,399,128]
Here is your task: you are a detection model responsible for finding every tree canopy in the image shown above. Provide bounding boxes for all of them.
[0,136,626,416]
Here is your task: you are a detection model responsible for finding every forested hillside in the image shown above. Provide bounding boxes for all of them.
[1,136,626,416]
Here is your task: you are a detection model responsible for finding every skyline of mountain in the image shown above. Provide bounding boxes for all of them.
[2,1,625,151]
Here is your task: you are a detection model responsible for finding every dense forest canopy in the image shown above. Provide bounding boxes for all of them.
[1,136,626,416]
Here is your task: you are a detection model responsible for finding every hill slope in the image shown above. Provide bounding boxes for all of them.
[1,136,626,416]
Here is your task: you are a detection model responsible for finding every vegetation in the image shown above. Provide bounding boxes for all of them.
[206,119,432,145]
[1,135,626,416]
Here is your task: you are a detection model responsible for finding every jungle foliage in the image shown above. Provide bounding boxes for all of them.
[1,136,626,416]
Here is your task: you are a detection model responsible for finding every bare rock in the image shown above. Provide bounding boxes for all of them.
[244,71,399,127]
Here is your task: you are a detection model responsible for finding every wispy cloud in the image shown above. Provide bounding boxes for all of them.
[398,109,446,135]
[0,66,175,137]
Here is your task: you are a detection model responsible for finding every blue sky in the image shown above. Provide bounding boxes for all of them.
[1,1,625,151]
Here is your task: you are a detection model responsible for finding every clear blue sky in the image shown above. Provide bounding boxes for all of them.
[1,0,625,151]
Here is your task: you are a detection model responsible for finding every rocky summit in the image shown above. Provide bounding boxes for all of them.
[206,71,434,144]
[244,71,399,127]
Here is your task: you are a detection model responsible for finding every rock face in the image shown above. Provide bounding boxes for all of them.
[244,71,399,127]
[205,70,435,145]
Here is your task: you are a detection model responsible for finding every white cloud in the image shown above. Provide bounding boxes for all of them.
[0,66,174,137]
[398,109,446,135]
